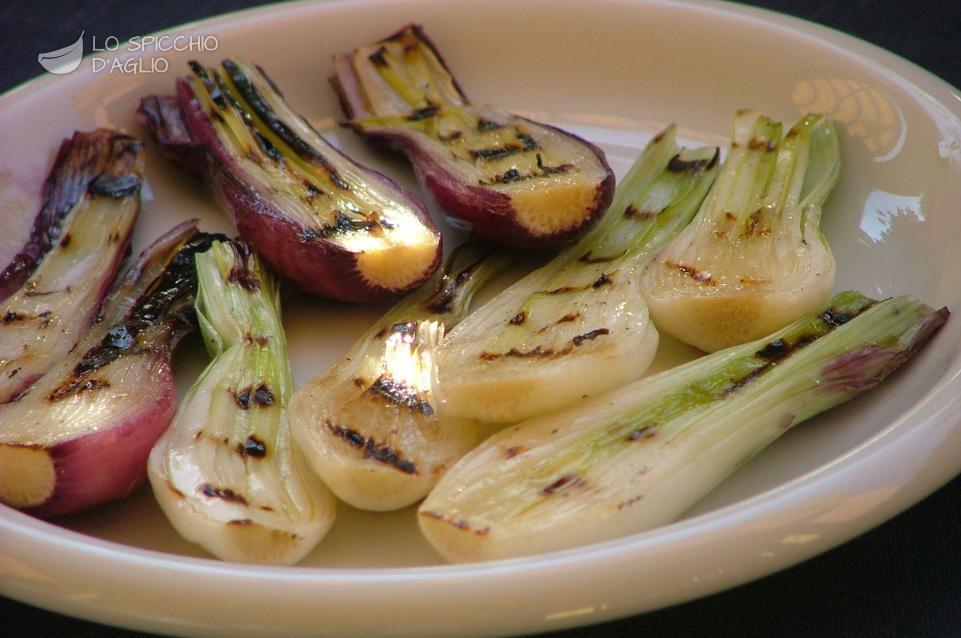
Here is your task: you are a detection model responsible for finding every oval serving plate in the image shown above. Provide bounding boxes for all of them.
[1,1,961,636]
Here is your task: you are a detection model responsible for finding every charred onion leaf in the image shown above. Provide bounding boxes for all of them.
[138,58,441,303]
[0,130,143,403]
[437,127,719,423]
[148,240,335,565]
[289,244,510,511]
[0,222,219,517]
[420,291,949,562]
[137,95,207,178]
[332,24,615,249]
[641,110,841,352]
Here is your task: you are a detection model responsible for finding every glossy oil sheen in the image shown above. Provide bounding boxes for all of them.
[0,1,960,636]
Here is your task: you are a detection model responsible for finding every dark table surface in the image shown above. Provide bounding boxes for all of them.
[1,1,959,636]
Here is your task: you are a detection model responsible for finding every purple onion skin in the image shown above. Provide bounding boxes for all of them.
[211,165,440,303]
[137,76,442,303]
[331,25,615,250]
[136,95,208,179]
[822,307,951,392]
[24,371,176,518]
[385,125,615,250]
[0,130,141,303]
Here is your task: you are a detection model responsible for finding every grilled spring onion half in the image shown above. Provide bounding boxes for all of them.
[0,222,218,517]
[148,240,334,565]
[436,126,719,424]
[138,58,441,303]
[0,129,142,403]
[332,24,615,249]
[288,244,509,511]
[641,110,841,352]
[420,291,949,562]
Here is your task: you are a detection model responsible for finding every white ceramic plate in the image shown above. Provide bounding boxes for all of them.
[2,1,961,636]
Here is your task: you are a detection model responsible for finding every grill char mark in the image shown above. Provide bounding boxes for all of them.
[71,232,223,378]
[237,435,268,458]
[479,326,610,361]
[724,300,878,395]
[325,421,418,474]
[200,483,248,505]
[365,373,433,416]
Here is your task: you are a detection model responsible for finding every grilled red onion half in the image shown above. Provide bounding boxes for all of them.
[332,24,615,249]
[138,58,442,302]
[0,222,222,517]
[0,130,142,403]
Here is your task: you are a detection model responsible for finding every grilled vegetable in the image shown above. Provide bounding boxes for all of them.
[0,129,142,403]
[332,24,615,249]
[436,127,719,423]
[0,222,217,518]
[136,94,207,179]
[289,244,508,511]
[148,240,335,565]
[641,110,840,352]
[420,291,948,562]
[138,58,441,302]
